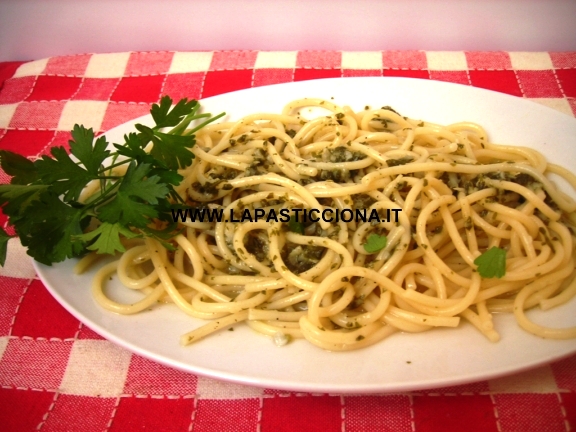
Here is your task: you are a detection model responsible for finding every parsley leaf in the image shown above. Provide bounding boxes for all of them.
[97,162,168,228]
[17,192,87,265]
[35,146,95,202]
[0,184,48,215]
[113,132,155,165]
[68,125,111,176]
[78,222,139,255]
[288,216,304,234]
[0,150,38,185]
[113,133,184,192]
[151,97,198,129]
[136,124,196,170]
[363,233,387,253]
[474,247,507,278]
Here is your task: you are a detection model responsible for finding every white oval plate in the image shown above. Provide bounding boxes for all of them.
[34,77,576,393]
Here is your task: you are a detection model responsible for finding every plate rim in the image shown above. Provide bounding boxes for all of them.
[33,76,576,393]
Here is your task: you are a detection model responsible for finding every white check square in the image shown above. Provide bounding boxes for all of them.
[169,52,213,73]
[426,52,467,71]
[0,239,36,279]
[0,336,8,360]
[529,98,572,116]
[60,340,132,397]
[57,101,108,132]
[255,51,298,69]
[85,53,130,78]
[196,375,264,400]
[13,59,48,77]
[342,52,382,70]
[510,52,553,70]
[0,103,18,129]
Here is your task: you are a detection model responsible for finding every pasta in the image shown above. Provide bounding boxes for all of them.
[80,98,576,351]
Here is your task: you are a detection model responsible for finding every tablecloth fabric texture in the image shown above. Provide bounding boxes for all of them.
[0,50,575,432]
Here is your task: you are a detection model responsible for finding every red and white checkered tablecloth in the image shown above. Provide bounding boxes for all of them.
[0,51,575,431]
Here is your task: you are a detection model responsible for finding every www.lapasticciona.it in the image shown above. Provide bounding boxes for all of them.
[170,207,402,224]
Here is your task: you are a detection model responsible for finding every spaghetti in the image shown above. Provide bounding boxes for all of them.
[81,98,576,351]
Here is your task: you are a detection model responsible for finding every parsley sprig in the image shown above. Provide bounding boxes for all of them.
[0,96,224,266]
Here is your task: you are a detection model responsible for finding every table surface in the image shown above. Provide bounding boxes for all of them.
[0,50,575,432]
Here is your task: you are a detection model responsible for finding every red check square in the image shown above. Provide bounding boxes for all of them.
[77,324,105,340]
[202,70,253,98]
[109,396,194,431]
[9,101,66,129]
[552,354,576,391]
[100,103,151,131]
[124,354,197,395]
[0,76,36,104]
[430,71,470,85]
[210,51,258,70]
[0,129,56,156]
[494,394,565,432]
[253,69,294,87]
[550,52,576,68]
[345,395,412,432]
[343,69,382,77]
[468,70,522,96]
[11,279,80,340]
[412,394,498,432]
[561,392,576,430]
[421,380,490,394]
[294,68,341,82]
[125,52,174,76]
[44,55,92,76]
[0,276,31,336]
[0,61,27,87]
[0,162,8,182]
[261,394,341,432]
[556,69,576,98]
[162,72,205,101]
[27,76,83,102]
[41,394,116,432]
[73,78,119,101]
[516,70,562,98]
[0,339,73,389]
[110,75,165,103]
[40,131,73,156]
[0,208,8,234]
[194,399,259,432]
[383,69,429,79]
[383,51,427,69]
[0,387,56,432]
[297,51,342,69]
[466,52,512,70]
